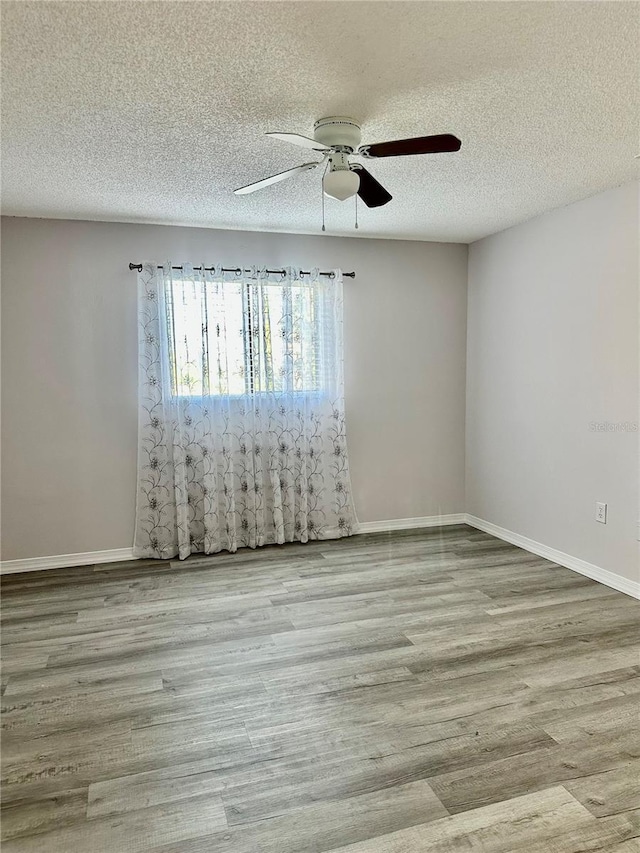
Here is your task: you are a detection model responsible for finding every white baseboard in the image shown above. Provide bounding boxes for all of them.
[357,514,466,534]
[1,515,467,574]
[4,513,637,601]
[465,514,640,600]
[0,548,135,575]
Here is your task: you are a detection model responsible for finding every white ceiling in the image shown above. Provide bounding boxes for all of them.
[2,1,638,243]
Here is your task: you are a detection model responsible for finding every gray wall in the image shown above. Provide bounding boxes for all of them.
[1,217,468,560]
[466,182,639,583]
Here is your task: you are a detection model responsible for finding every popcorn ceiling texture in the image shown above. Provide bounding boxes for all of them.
[1,1,638,242]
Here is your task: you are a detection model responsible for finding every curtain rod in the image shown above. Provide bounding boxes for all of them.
[128,263,355,278]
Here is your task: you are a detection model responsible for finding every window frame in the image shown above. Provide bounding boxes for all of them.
[165,276,327,400]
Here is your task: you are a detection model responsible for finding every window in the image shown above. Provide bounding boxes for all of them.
[165,276,329,397]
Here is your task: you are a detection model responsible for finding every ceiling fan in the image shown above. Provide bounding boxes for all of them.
[234,117,461,208]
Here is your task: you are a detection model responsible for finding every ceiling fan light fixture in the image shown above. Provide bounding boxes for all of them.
[323,168,360,201]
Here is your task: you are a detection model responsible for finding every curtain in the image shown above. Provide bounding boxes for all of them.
[134,262,358,560]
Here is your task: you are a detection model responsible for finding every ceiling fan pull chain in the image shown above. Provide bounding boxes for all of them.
[321,158,329,232]
[355,193,359,230]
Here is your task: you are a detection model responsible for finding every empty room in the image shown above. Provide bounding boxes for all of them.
[1,2,639,851]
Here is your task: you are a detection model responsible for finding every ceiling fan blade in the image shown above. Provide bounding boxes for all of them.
[234,162,319,195]
[359,134,461,158]
[266,132,330,152]
[353,165,392,208]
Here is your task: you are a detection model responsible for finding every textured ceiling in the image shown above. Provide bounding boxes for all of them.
[1,1,638,242]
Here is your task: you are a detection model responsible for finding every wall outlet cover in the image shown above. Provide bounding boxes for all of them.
[595,502,607,524]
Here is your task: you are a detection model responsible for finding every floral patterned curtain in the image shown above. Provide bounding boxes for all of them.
[134,262,358,560]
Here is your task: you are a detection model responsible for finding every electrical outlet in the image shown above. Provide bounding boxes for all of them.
[595,502,607,524]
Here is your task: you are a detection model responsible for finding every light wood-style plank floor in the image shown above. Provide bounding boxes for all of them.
[1,525,639,852]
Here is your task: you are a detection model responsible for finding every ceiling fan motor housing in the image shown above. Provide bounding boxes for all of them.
[314,117,362,151]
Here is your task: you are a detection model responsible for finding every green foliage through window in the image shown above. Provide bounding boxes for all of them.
[165,278,325,397]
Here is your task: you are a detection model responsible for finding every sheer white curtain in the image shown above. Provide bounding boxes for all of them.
[134,262,358,560]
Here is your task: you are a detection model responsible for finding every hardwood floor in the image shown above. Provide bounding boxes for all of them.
[1,525,639,852]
